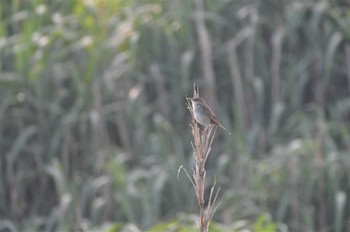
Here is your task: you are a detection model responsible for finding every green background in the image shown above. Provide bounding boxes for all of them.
[1,0,350,231]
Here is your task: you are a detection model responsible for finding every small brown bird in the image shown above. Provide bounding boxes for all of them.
[188,97,231,134]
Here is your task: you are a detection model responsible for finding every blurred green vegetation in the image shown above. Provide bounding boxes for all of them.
[1,0,350,231]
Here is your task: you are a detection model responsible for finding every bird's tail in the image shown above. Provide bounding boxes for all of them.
[220,125,231,135]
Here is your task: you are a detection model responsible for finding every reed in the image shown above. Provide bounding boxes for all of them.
[1,0,350,231]
[178,85,221,232]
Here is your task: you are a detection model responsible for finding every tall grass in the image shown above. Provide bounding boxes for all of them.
[1,0,350,231]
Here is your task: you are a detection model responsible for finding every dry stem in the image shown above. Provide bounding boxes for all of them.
[182,84,221,232]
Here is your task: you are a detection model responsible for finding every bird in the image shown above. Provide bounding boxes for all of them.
[188,97,231,134]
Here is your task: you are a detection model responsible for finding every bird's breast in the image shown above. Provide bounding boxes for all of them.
[193,106,211,126]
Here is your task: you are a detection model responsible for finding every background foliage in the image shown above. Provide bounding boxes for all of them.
[1,0,350,231]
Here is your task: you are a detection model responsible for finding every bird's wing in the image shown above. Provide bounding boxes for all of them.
[203,102,221,126]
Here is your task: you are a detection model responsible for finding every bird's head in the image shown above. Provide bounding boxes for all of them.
[188,97,205,104]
